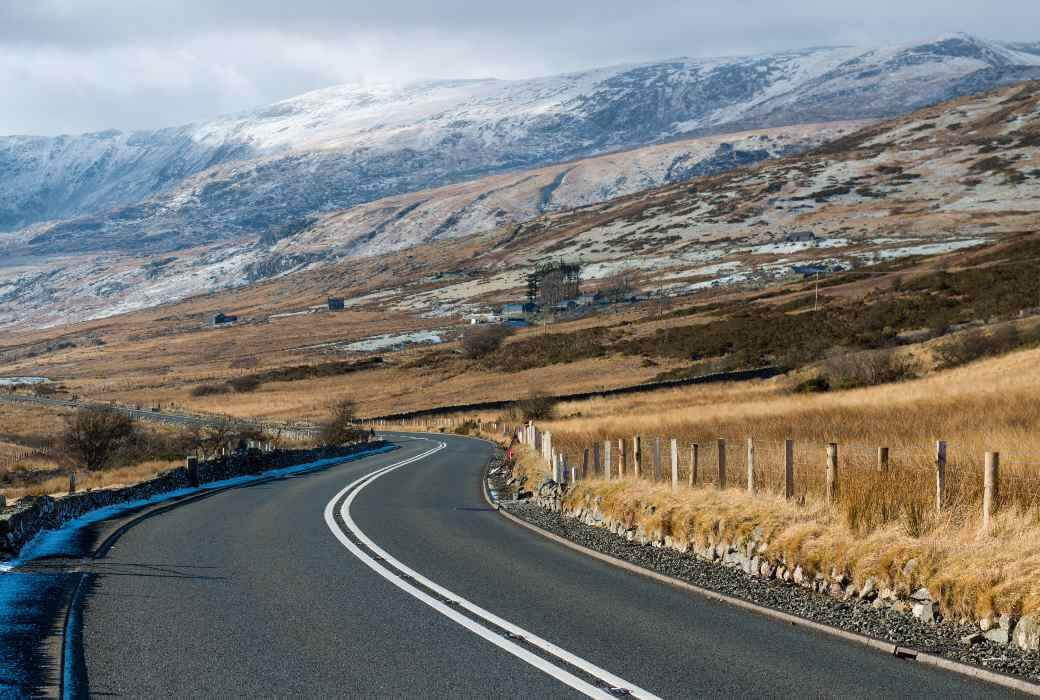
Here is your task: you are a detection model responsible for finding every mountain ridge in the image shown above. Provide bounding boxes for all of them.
[3,33,1039,244]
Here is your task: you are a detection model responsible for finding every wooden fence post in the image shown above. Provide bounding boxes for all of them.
[593,444,601,477]
[618,438,626,477]
[604,441,612,480]
[877,447,889,473]
[717,438,726,489]
[633,436,641,478]
[746,437,755,494]
[983,452,999,531]
[670,438,679,491]
[935,440,947,514]
[544,431,553,466]
[653,437,662,481]
[689,444,699,486]
[826,443,838,504]
[582,448,590,480]
[69,472,77,494]
[784,439,794,499]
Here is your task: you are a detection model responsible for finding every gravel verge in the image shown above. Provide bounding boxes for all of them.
[502,499,1040,684]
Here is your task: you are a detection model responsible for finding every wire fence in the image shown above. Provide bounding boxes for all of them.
[371,416,1040,528]
[511,424,1037,529]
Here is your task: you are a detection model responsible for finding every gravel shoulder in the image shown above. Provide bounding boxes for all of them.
[502,499,1040,685]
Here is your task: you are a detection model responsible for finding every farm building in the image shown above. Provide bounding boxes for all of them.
[501,301,537,316]
[327,298,345,311]
[212,312,238,326]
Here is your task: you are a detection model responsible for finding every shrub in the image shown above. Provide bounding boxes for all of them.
[229,356,259,370]
[792,375,830,393]
[321,399,366,446]
[191,383,230,397]
[452,419,480,436]
[516,391,557,420]
[820,348,916,390]
[461,324,514,359]
[62,407,136,471]
[227,376,262,393]
[934,324,1023,369]
[490,327,608,370]
[32,383,58,397]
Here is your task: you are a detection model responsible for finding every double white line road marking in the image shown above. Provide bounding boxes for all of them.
[324,438,659,699]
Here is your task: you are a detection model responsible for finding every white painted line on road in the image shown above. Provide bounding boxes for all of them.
[324,438,660,699]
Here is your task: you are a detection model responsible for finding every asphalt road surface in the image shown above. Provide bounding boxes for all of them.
[72,433,1013,697]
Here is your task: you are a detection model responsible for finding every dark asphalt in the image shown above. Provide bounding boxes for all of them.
[75,433,1014,697]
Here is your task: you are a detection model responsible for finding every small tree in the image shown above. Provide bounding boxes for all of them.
[62,407,136,471]
[321,399,365,446]
[201,423,235,458]
[461,324,514,359]
[516,391,557,420]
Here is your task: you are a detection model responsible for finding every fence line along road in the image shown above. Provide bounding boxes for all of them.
[514,423,1012,532]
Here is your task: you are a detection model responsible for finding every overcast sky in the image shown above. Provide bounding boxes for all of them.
[1,1,1037,136]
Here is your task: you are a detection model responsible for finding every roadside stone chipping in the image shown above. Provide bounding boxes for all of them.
[498,477,1040,682]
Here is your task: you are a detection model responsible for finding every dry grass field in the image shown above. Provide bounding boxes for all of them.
[500,345,1040,620]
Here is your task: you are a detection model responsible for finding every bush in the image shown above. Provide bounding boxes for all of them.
[792,375,830,393]
[934,324,1023,369]
[820,348,916,390]
[191,383,230,397]
[461,324,514,359]
[516,391,557,420]
[321,399,366,446]
[227,376,262,393]
[229,356,259,370]
[62,407,137,471]
[452,419,480,436]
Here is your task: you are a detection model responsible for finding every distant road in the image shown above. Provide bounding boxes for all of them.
[67,433,1007,697]
[0,393,315,435]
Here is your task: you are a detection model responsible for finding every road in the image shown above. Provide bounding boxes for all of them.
[68,433,1009,697]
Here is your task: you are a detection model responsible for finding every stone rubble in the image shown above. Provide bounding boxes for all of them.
[495,474,1040,679]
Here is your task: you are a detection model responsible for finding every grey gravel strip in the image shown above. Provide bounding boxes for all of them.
[502,501,1040,685]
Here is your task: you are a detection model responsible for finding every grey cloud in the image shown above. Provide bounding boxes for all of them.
[1,1,1038,135]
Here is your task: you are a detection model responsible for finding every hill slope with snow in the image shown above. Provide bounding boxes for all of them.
[2,33,1039,254]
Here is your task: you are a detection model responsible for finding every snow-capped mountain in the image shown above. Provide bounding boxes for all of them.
[2,34,1040,330]
[2,33,1039,255]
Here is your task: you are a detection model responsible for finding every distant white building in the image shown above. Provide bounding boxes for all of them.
[467,314,502,325]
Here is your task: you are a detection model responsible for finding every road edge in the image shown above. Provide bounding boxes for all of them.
[478,457,1040,697]
[55,443,398,699]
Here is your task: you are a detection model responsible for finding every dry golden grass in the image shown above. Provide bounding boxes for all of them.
[556,472,1040,621]
[543,347,1040,512]
[489,347,1040,620]
[2,459,182,502]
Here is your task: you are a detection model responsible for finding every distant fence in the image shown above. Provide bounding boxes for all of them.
[515,423,1020,531]
[368,366,781,422]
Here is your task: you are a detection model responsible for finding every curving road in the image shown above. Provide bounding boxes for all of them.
[71,433,1011,697]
